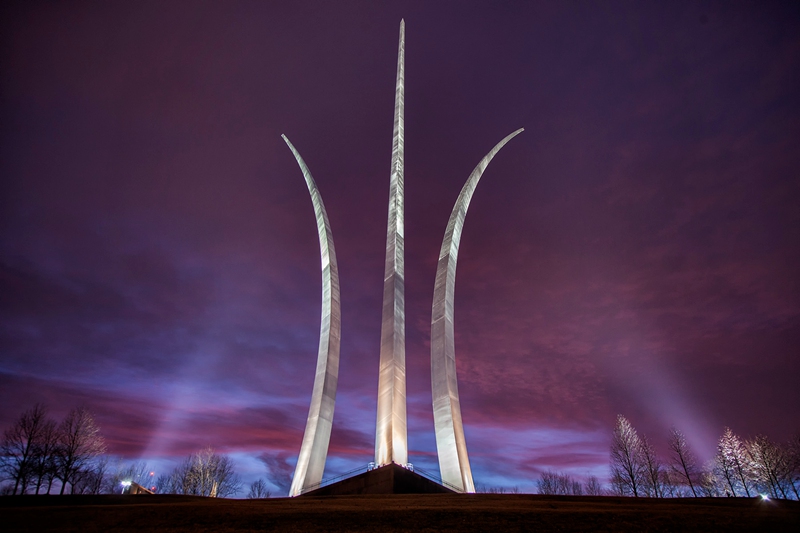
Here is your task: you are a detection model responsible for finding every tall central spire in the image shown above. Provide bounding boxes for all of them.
[375,19,407,466]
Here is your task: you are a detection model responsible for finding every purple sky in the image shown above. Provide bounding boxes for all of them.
[2,1,799,495]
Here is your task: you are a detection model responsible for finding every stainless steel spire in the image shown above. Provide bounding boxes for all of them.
[283,135,342,497]
[431,129,524,492]
[284,19,523,494]
[375,19,408,466]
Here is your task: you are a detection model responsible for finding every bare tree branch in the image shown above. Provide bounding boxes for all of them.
[56,407,106,495]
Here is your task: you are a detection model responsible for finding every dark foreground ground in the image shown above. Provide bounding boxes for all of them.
[2,493,799,532]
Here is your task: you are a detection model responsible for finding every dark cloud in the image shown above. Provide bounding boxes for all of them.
[259,452,295,494]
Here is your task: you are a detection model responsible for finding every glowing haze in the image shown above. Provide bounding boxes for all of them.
[1,1,799,495]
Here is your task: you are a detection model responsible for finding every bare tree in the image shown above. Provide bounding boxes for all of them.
[584,475,604,496]
[714,427,754,497]
[154,473,174,494]
[698,469,720,497]
[536,470,583,495]
[536,470,558,495]
[169,455,199,495]
[0,404,54,494]
[747,435,790,499]
[640,435,664,497]
[247,478,271,498]
[714,436,738,496]
[667,427,698,497]
[788,434,800,499]
[659,469,681,497]
[610,415,645,497]
[30,418,59,494]
[56,407,106,494]
[71,456,109,495]
[162,447,242,497]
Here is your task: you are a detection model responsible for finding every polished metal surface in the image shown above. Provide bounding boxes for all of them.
[374,20,408,467]
[283,135,342,497]
[284,18,522,492]
[431,129,524,492]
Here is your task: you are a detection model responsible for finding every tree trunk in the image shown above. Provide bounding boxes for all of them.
[680,457,697,497]
[737,469,751,497]
[789,478,799,499]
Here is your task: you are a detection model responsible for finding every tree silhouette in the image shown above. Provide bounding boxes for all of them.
[0,404,55,494]
[667,427,698,497]
[55,407,106,495]
[247,478,271,498]
[640,435,664,497]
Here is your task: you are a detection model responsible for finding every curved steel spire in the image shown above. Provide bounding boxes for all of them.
[431,128,524,492]
[375,19,408,466]
[283,135,342,497]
